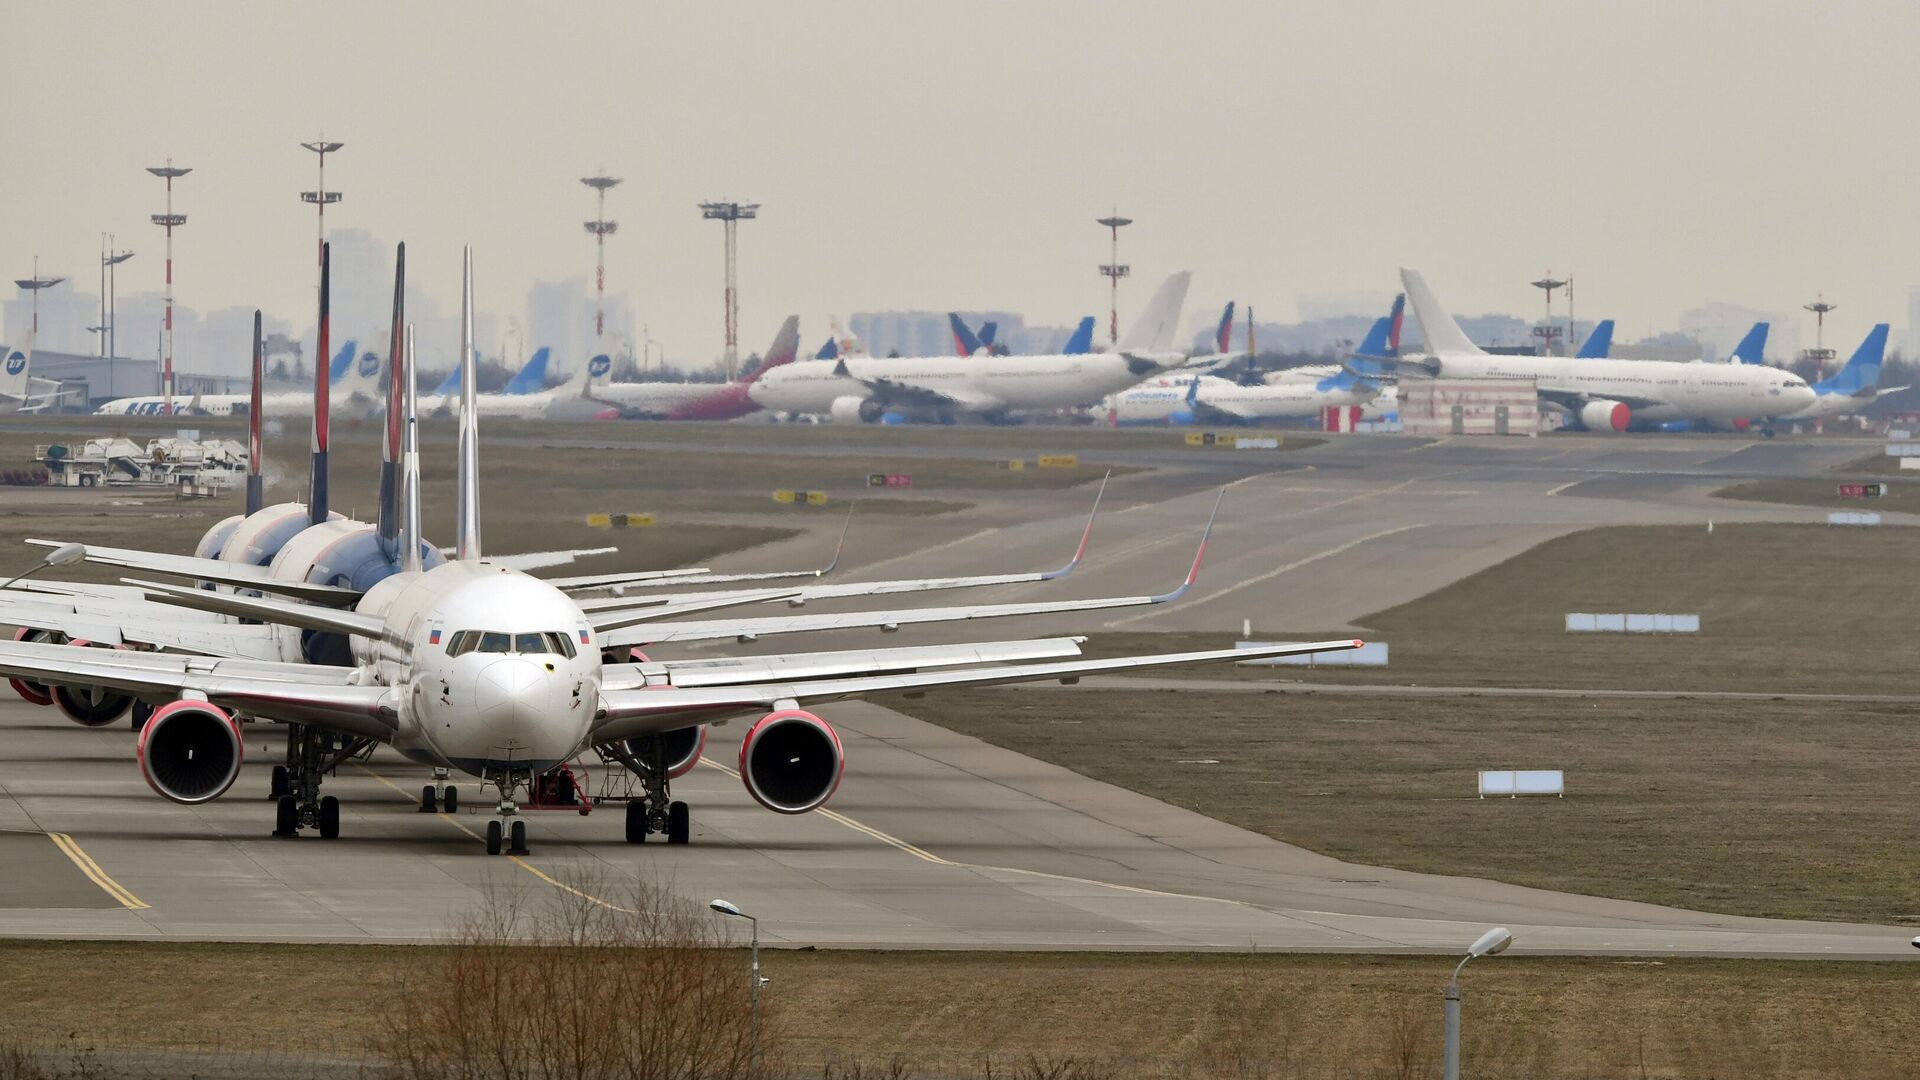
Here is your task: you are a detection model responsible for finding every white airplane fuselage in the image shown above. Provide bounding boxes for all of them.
[1106,375,1378,424]
[749,352,1182,417]
[1417,353,1814,422]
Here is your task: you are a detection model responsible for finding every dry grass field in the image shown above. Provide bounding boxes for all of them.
[0,942,1912,1079]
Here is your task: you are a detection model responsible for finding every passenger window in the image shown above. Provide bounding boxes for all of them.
[479,632,510,654]
[515,632,546,654]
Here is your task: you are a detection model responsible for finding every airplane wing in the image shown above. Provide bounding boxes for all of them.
[0,637,395,740]
[24,539,362,605]
[478,548,618,572]
[1534,388,1666,413]
[836,365,1006,415]
[577,476,1104,616]
[600,488,1218,648]
[0,593,284,659]
[121,579,388,640]
[547,503,857,595]
[601,637,1087,692]
[593,638,1361,741]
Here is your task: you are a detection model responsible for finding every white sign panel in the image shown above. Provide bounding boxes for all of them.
[1479,769,1565,798]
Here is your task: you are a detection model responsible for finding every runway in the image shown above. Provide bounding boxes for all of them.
[0,430,1912,957]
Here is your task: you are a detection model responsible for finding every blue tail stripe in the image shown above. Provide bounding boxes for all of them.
[1062,317,1095,355]
[1729,322,1769,365]
[502,347,552,394]
[1816,323,1888,395]
[1574,319,1615,359]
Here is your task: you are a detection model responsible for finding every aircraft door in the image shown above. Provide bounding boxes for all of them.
[1450,405,1465,435]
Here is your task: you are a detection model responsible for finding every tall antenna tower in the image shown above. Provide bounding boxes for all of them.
[582,175,622,345]
[700,200,759,379]
[147,160,191,415]
[1097,212,1132,347]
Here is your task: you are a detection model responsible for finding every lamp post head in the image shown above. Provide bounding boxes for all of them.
[106,252,136,267]
[710,899,745,918]
[302,141,345,155]
[1468,927,1514,958]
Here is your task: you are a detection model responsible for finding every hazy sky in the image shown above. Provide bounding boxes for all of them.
[9,1,1917,362]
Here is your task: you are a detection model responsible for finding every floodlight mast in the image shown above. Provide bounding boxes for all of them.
[147,161,191,415]
[300,138,345,273]
[701,200,759,380]
[1531,273,1567,356]
[1097,212,1132,347]
[13,256,66,335]
[105,241,133,381]
[1803,295,1837,381]
[582,175,622,346]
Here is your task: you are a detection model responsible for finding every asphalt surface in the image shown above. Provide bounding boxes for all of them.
[0,430,1913,957]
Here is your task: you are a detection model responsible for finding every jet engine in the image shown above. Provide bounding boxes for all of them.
[1578,400,1630,433]
[624,726,707,780]
[828,395,876,424]
[8,627,57,706]
[50,640,137,727]
[136,701,243,804]
[738,709,844,814]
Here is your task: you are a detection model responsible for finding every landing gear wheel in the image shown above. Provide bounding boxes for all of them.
[508,820,529,857]
[419,785,438,813]
[270,765,290,800]
[666,801,690,845]
[485,820,503,856]
[129,702,153,731]
[442,786,458,814]
[625,800,649,844]
[318,795,340,839]
[273,795,298,837]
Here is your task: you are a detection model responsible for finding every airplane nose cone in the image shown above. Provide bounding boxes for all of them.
[475,658,550,728]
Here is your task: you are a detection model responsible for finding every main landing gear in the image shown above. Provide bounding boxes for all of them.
[270,722,374,840]
[606,736,691,846]
[419,767,459,814]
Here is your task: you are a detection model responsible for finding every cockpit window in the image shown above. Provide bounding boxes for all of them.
[445,630,576,658]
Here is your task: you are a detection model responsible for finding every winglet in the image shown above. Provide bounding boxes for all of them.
[1149,488,1224,603]
[1041,472,1108,580]
[820,501,855,578]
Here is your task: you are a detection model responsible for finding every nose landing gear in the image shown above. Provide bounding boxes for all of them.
[480,767,535,855]
[419,767,457,813]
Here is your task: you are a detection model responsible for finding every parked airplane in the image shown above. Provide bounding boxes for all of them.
[1574,320,1615,359]
[0,249,1357,855]
[587,317,802,420]
[1107,365,1379,426]
[1265,295,1405,386]
[1062,316,1096,355]
[750,272,1194,422]
[1782,324,1900,421]
[1395,269,1814,432]
[94,338,367,418]
[0,332,63,414]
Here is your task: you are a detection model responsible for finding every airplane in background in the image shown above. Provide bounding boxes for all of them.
[94,337,366,417]
[953,314,1096,358]
[0,332,64,414]
[1573,320,1616,359]
[1266,294,1405,386]
[1782,323,1902,421]
[750,272,1194,423]
[587,316,803,420]
[1107,364,1380,426]
[0,246,1359,856]
[1061,316,1096,355]
[1394,268,1814,432]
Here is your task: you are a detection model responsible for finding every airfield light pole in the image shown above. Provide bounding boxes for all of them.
[1530,274,1566,355]
[300,139,344,273]
[710,900,765,1077]
[701,201,758,380]
[1097,212,1133,347]
[582,175,622,348]
[14,258,66,337]
[105,242,134,393]
[1443,927,1513,1080]
[1803,295,1837,380]
[147,161,191,415]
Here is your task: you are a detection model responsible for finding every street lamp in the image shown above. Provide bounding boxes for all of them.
[1444,927,1512,1080]
[710,898,766,1075]
[1,543,86,592]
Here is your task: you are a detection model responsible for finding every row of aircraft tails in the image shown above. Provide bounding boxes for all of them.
[0,241,1361,855]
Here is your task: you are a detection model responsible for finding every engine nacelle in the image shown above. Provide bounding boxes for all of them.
[1578,399,1630,433]
[624,726,706,780]
[51,640,138,727]
[738,709,844,814]
[8,627,57,706]
[137,701,243,804]
[828,395,873,424]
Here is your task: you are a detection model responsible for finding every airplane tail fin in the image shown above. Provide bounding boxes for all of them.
[1,330,34,401]
[814,335,840,361]
[1354,317,1393,359]
[377,243,406,560]
[429,360,461,398]
[1398,269,1485,356]
[1729,322,1769,365]
[247,312,263,516]
[1385,293,1405,354]
[400,323,424,574]
[457,247,482,562]
[327,339,356,384]
[1821,323,1889,395]
[1574,319,1615,359]
[503,347,552,394]
[1215,302,1235,354]
[1118,271,1193,353]
[1062,316,1095,355]
[979,320,998,352]
[1186,374,1202,407]
[948,313,982,358]
[309,244,332,526]
[742,316,801,385]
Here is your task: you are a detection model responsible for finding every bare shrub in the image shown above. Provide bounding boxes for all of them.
[381,870,764,1080]
[0,1042,48,1080]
